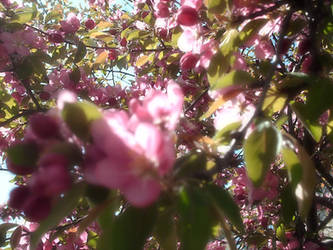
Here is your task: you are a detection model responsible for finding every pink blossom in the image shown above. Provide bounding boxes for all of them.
[0,44,10,70]
[206,240,226,250]
[177,7,199,26]
[254,38,275,60]
[181,0,203,11]
[60,13,80,34]
[214,92,255,132]
[154,0,170,18]
[0,31,30,56]
[233,52,247,70]
[86,83,183,207]
[178,29,198,52]
[129,81,184,130]
[87,112,174,207]
[30,163,71,197]
[198,39,218,69]
[48,30,65,43]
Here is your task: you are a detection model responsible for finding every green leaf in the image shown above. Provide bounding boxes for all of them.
[292,102,322,142]
[214,121,242,145]
[173,152,207,179]
[220,29,239,56]
[7,142,39,167]
[208,0,226,14]
[306,78,333,120]
[276,223,286,243]
[14,57,34,80]
[282,148,303,190]
[154,207,177,250]
[239,18,268,44]
[62,101,102,141]
[209,70,254,90]
[178,186,215,250]
[85,184,110,205]
[289,77,333,142]
[244,121,281,186]
[74,41,87,63]
[205,184,244,233]
[281,184,297,224]
[127,30,140,40]
[0,223,17,247]
[294,145,317,219]
[98,205,157,250]
[10,6,37,24]
[30,183,86,250]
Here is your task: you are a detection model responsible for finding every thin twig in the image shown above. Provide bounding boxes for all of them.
[0,110,39,127]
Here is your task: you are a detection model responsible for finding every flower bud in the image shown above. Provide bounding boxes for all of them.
[23,195,52,222]
[177,7,199,26]
[180,52,199,70]
[85,19,95,30]
[8,186,30,210]
[30,113,60,139]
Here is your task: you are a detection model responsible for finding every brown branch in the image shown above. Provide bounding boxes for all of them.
[0,110,39,127]
[25,24,171,53]
[21,79,43,111]
[185,88,209,114]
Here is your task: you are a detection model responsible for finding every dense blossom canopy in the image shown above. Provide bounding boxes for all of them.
[0,0,332,249]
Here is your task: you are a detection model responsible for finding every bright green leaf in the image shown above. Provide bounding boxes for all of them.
[208,0,226,14]
[281,184,297,225]
[220,29,239,56]
[205,184,244,233]
[209,70,254,90]
[154,207,177,250]
[282,148,303,190]
[98,205,157,250]
[62,101,102,141]
[244,121,281,186]
[178,186,215,250]
[10,6,37,24]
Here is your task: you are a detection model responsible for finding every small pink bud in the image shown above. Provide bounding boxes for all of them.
[108,29,118,35]
[30,113,60,139]
[85,19,95,30]
[39,91,50,101]
[8,186,30,210]
[48,32,64,43]
[120,37,127,47]
[279,38,292,55]
[298,38,311,55]
[141,11,149,18]
[177,7,199,26]
[23,195,52,222]
[39,153,68,168]
[180,52,200,70]
[156,2,169,18]
[301,56,313,73]
[108,50,118,60]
